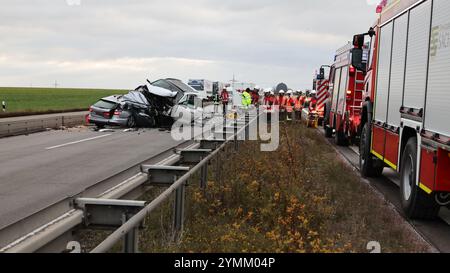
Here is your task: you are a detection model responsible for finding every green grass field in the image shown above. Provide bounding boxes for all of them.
[0,87,127,117]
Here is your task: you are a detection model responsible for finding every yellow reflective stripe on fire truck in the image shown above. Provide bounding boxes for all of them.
[383,158,397,171]
[371,150,384,161]
[370,150,397,170]
[419,183,433,195]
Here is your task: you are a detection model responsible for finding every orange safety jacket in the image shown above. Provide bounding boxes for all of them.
[309,98,318,112]
[284,97,295,113]
[275,95,283,106]
[294,96,303,111]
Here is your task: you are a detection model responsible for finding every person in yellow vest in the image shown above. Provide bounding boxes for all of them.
[242,88,252,109]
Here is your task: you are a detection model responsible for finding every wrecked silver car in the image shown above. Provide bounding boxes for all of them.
[87,82,203,128]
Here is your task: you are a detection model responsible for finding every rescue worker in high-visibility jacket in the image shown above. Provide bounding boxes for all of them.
[285,90,295,121]
[270,91,276,105]
[309,91,318,112]
[242,88,252,109]
[294,91,303,111]
[294,91,304,120]
[252,86,260,106]
[263,90,271,106]
[276,90,286,106]
[277,90,286,120]
[221,87,231,116]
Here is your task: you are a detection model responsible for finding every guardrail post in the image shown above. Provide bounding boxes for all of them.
[257,106,260,129]
[234,112,238,151]
[123,213,139,253]
[174,179,186,234]
[245,111,249,140]
[215,152,220,185]
[200,159,208,190]
[201,102,205,140]
[223,116,227,140]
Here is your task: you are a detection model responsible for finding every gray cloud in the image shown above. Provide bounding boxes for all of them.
[0,0,376,89]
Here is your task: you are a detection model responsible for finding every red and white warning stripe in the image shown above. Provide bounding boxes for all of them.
[316,79,329,112]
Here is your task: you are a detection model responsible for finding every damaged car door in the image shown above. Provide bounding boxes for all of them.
[172,93,203,124]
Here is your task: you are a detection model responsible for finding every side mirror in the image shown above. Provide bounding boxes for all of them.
[351,48,367,72]
[353,34,365,49]
[368,27,376,38]
[317,67,325,80]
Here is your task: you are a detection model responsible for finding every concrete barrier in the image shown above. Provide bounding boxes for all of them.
[0,112,88,138]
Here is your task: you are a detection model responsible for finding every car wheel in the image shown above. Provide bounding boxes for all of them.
[400,138,440,219]
[126,115,136,128]
[359,122,384,177]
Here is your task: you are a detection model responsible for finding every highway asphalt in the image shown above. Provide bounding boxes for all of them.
[0,127,184,230]
[323,130,450,252]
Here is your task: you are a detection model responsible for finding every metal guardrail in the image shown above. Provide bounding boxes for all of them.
[0,108,259,253]
[91,110,257,253]
[0,112,87,138]
[0,142,200,253]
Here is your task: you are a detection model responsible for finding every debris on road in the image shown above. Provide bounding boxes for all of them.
[98,129,115,133]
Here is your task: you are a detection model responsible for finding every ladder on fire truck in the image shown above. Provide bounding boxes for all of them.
[350,69,365,118]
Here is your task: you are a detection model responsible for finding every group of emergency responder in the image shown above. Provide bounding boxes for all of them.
[214,86,261,115]
[262,89,318,121]
[214,86,318,122]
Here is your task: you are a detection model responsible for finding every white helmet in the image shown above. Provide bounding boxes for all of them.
[287,90,293,95]
[279,90,285,94]
[270,91,275,95]
[255,85,260,90]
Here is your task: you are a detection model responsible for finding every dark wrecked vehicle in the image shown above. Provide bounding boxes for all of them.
[87,80,203,128]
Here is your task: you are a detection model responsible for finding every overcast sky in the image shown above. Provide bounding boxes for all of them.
[0,0,378,90]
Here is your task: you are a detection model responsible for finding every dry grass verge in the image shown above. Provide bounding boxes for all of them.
[78,122,432,253]
[135,122,432,253]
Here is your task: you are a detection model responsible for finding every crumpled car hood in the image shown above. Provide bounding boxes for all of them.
[146,85,178,98]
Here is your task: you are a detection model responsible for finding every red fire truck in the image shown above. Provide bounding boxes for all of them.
[324,43,366,146]
[313,65,331,124]
[352,0,450,219]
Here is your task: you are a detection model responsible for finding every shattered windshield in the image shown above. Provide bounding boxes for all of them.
[152,80,178,92]
[167,79,197,93]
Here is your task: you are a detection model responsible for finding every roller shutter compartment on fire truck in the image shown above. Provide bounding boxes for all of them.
[328,67,342,138]
[335,66,349,146]
[371,0,450,219]
[400,0,441,219]
[422,0,450,203]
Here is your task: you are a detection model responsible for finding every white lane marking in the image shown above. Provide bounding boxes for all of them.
[45,134,112,150]
[349,146,360,155]
[439,208,450,226]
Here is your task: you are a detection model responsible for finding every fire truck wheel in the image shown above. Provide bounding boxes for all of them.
[360,122,384,177]
[400,138,440,220]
